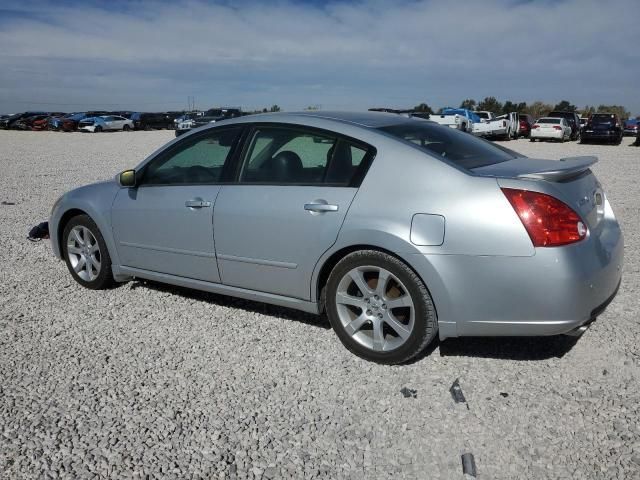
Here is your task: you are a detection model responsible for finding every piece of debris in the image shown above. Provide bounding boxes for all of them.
[461,452,477,478]
[1,201,16,206]
[500,392,509,398]
[603,369,608,376]
[450,378,468,408]
[27,222,49,241]
[400,387,417,398]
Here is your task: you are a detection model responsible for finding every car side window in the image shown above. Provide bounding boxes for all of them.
[240,128,336,184]
[141,127,241,185]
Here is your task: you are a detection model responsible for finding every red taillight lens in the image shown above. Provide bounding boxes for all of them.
[532,124,539,129]
[501,188,587,247]
[553,126,562,130]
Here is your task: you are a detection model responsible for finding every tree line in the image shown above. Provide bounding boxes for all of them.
[412,98,633,121]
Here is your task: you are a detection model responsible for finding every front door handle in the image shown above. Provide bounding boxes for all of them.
[304,203,339,213]
[185,200,211,208]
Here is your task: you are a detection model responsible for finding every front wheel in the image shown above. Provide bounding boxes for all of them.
[326,250,437,364]
[123,124,131,132]
[63,215,115,290]
[94,126,102,133]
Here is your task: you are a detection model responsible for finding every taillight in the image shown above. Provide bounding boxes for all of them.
[553,126,562,130]
[532,124,539,129]
[501,188,587,247]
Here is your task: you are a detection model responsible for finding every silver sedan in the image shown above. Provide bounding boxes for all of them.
[49,111,623,364]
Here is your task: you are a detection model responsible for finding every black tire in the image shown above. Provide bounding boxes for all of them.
[94,126,102,133]
[123,124,131,132]
[62,215,115,290]
[325,250,437,365]
[530,138,535,142]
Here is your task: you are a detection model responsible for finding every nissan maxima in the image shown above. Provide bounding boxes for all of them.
[49,112,623,364]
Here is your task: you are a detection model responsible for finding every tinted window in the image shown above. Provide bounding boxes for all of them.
[537,118,561,124]
[591,114,616,124]
[241,128,336,184]
[378,121,515,170]
[142,127,241,185]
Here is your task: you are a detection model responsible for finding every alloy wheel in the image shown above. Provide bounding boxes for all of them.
[335,266,415,352]
[67,226,101,282]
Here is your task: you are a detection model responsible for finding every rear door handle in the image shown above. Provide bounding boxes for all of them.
[185,200,211,208]
[304,203,338,212]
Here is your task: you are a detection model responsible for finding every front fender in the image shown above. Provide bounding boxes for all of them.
[49,181,121,268]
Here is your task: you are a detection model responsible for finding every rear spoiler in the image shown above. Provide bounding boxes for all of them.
[517,156,598,182]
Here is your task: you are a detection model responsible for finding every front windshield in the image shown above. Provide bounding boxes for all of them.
[378,121,517,170]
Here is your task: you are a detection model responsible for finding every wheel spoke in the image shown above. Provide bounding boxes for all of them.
[335,291,366,309]
[74,257,86,273]
[67,245,82,255]
[376,269,390,296]
[344,313,369,336]
[89,243,100,254]
[72,229,84,246]
[383,312,412,340]
[349,269,373,296]
[372,321,385,351]
[386,295,413,309]
[90,254,101,269]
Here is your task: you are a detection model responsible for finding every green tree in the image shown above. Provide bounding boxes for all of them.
[596,104,630,121]
[552,100,577,112]
[269,105,281,112]
[525,101,554,119]
[413,103,434,114]
[477,96,503,114]
[459,99,476,110]
[305,105,320,111]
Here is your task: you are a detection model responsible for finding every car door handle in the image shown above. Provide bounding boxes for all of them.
[185,200,211,208]
[304,203,338,212]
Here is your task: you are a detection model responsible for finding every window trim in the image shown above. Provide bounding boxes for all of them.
[231,123,376,188]
[136,125,246,188]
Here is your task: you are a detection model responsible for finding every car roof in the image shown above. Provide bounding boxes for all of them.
[225,111,416,129]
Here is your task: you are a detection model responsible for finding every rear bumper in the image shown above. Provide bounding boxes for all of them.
[581,130,621,141]
[415,214,623,339]
[531,129,563,139]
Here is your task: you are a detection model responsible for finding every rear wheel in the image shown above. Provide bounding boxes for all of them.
[123,124,130,132]
[326,250,437,364]
[62,215,114,290]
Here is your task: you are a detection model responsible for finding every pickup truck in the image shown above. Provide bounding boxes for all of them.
[429,108,479,133]
[472,111,519,139]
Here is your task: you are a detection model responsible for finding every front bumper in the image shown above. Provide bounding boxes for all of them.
[79,126,96,132]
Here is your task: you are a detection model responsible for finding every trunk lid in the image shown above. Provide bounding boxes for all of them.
[473,156,604,228]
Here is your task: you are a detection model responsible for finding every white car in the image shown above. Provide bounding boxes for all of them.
[530,117,572,142]
[78,115,134,133]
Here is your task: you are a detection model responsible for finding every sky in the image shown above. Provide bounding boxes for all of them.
[0,0,638,114]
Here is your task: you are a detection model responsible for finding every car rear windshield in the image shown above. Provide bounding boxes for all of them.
[537,118,561,124]
[378,122,517,170]
[591,114,616,123]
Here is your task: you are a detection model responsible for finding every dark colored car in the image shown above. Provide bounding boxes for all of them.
[517,113,534,138]
[633,122,640,146]
[548,111,581,140]
[130,112,178,130]
[580,113,624,145]
[1,112,48,129]
[15,115,51,130]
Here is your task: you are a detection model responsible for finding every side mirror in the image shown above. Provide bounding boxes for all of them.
[119,169,137,187]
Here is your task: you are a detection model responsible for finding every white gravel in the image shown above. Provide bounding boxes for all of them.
[1,130,639,479]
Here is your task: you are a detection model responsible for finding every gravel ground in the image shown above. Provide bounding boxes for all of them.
[1,129,638,479]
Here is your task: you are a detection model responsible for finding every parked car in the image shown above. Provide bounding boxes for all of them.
[78,115,134,132]
[15,114,50,130]
[580,113,624,145]
[49,111,622,364]
[61,112,110,132]
[548,111,581,140]
[530,117,572,142]
[130,112,177,130]
[1,111,48,129]
[472,111,519,139]
[635,125,640,146]
[518,114,534,138]
[623,118,639,136]
[175,108,242,136]
[429,108,479,133]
